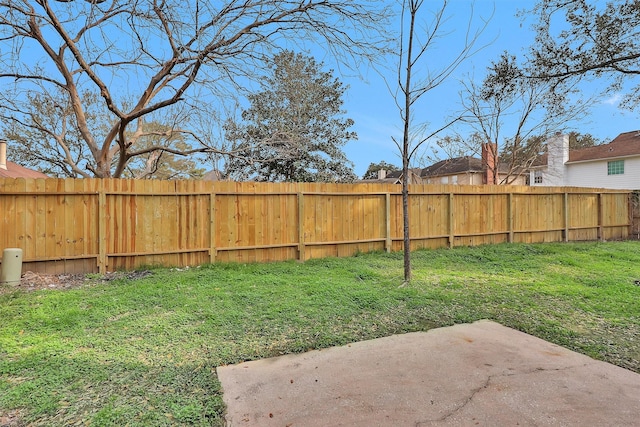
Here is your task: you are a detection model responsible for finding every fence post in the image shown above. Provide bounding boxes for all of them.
[597,193,604,241]
[630,191,639,239]
[448,193,454,248]
[97,180,107,275]
[507,192,514,243]
[385,193,391,253]
[297,192,305,261]
[210,191,216,264]
[563,192,569,242]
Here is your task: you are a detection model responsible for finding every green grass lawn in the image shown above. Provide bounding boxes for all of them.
[1,241,640,426]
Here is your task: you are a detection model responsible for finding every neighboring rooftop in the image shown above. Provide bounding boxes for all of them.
[0,161,49,179]
[530,153,548,168]
[386,168,422,179]
[568,130,640,163]
[0,141,48,178]
[421,156,483,177]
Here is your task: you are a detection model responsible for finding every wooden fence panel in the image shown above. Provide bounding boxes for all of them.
[303,192,387,260]
[512,193,562,243]
[408,193,450,250]
[0,178,101,274]
[632,191,640,239]
[388,193,403,252]
[601,193,631,240]
[453,193,510,247]
[214,185,298,264]
[567,193,599,242]
[0,178,632,275]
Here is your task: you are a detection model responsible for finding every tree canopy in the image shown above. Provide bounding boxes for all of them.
[224,51,357,182]
[568,131,602,150]
[440,50,593,184]
[0,0,389,178]
[362,161,400,180]
[528,0,640,110]
[445,0,626,184]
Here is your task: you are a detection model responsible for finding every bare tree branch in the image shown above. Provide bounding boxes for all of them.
[525,1,640,111]
[0,0,390,177]
[440,51,595,185]
[391,0,490,283]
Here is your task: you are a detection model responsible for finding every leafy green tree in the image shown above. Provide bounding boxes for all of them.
[527,1,640,111]
[224,51,357,182]
[362,161,401,179]
[568,131,602,150]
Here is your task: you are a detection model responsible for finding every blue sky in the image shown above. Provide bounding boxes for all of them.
[340,0,638,177]
[6,0,636,179]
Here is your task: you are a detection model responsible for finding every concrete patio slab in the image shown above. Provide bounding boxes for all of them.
[217,320,640,426]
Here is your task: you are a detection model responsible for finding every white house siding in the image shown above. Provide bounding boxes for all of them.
[530,134,569,187]
[565,157,640,190]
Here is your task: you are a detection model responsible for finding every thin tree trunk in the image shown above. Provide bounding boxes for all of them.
[402,163,411,282]
[401,1,417,283]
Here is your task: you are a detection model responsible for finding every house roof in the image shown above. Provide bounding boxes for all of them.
[358,168,420,184]
[421,156,522,178]
[386,168,422,179]
[0,161,49,178]
[355,177,400,184]
[421,156,484,177]
[567,130,640,163]
[530,153,548,168]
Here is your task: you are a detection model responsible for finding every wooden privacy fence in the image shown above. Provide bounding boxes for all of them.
[0,178,633,275]
[632,191,640,239]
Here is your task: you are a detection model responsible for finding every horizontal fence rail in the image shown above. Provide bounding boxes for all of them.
[0,178,633,274]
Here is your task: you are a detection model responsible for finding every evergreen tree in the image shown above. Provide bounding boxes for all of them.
[362,161,401,179]
[225,51,357,182]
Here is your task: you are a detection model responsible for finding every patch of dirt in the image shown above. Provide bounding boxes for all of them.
[0,410,24,427]
[0,270,153,295]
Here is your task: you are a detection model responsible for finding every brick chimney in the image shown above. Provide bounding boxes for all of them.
[377,169,386,180]
[481,142,497,185]
[0,140,7,170]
